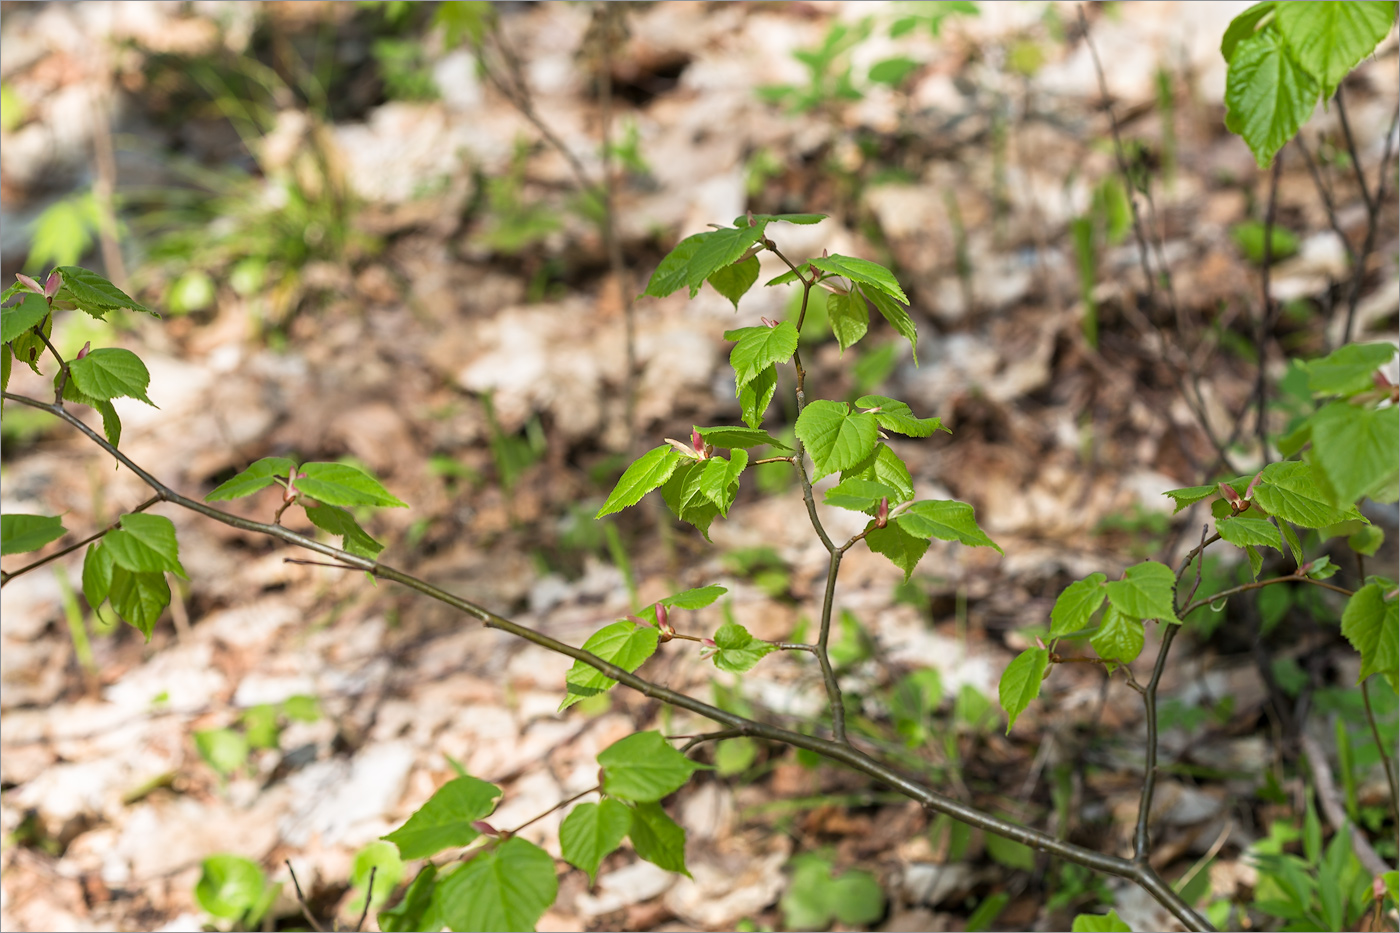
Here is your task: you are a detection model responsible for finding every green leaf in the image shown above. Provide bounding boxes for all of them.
[1,293,50,342]
[205,457,297,502]
[194,728,249,776]
[597,446,683,518]
[1303,342,1397,397]
[1275,1,1397,94]
[1217,515,1282,551]
[1049,573,1108,638]
[68,348,155,406]
[304,503,385,559]
[696,425,792,451]
[985,831,1035,871]
[431,836,557,933]
[895,500,1003,554]
[661,461,726,540]
[1221,1,1276,62]
[82,542,114,608]
[864,286,919,363]
[842,444,915,503]
[707,256,760,310]
[738,365,778,428]
[795,400,879,480]
[660,585,728,610]
[560,620,660,711]
[1310,402,1399,507]
[999,647,1049,733]
[1252,460,1356,527]
[1103,560,1180,624]
[1340,583,1399,689]
[740,212,827,226]
[644,234,703,299]
[714,737,757,775]
[1071,909,1134,933]
[643,225,767,299]
[807,254,909,304]
[0,513,66,555]
[560,799,631,882]
[855,394,947,437]
[1224,27,1320,167]
[1348,524,1384,557]
[825,478,900,513]
[781,855,839,930]
[54,266,157,317]
[696,450,747,515]
[628,801,690,876]
[1091,604,1145,664]
[298,462,407,509]
[2,344,11,394]
[195,855,266,921]
[864,521,929,581]
[827,288,869,352]
[710,621,776,673]
[831,870,885,926]
[1280,520,1304,566]
[349,841,405,914]
[764,266,807,288]
[382,774,502,860]
[869,55,920,87]
[597,731,703,802]
[724,322,799,392]
[379,865,439,933]
[103,513,186,578]
[9,305,51,374]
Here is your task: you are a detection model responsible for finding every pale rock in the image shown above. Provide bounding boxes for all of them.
[903,862,977,906]
[280,741,416,847]
[434,50,483,111]
[678,781,733,841]
[575,860,677,919]
[0,567,62,639]
[104,642,227,714]
[488,769,563,851]
[233,673,318,708]
[665,840,788,928]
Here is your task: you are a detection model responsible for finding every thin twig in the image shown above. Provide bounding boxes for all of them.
[678,729,745,754]
[1360,677,1399,819]
[5,389,1213,932]
[1134,623,1180,862]
[506,785,601,836]
[284,860,325,933]
[0,495,161,586]
[1299,732,1390,878]
[355,865,376,933]
[1178,575,1354,617]
[1253,155,1284,462]
[1340,97,1400,345]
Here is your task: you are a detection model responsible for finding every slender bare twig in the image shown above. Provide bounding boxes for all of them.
[1339,96,1400,345]
[506,785,601,836]
[1177,575,1354,618]
[0,495,161,586]
[1360,677,1399,818]
[677,729,746,754]
[1253,155,1284,462]
[1133,622,1180,862]
[2,388,1212,932]
[284,860,326,933]
[354,866,377,933]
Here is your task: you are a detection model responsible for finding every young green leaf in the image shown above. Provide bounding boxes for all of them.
[764,266,808,288]
[68,348,155,406]
[82,542,114,608]
[795,400,879,480]
[864,287,919,363]
[855,394,947,437]
[1162,474,1254,513]
[597,731,704,802]
[304,503,385,559]
[1303,341,1397,397]
[1279,520,1304,567]
[628,801,690,876]
[103,513,186,578]
[561,620,661,711]
[643,225,767,300]
[830,870,885,927]
[381,774,502,860]
[1252,460,1356,527]
[597,446,683,517]
[1220,1,1276,62]
[807,254,909,304]
[1340,583,1399,690]
[710,621,776,673]
[1103,560,1180,624]
[431,836,557,933]
[707,256,761,310]
[1,293,50,342]
[2,344,11,394]
[559,798,631,883]
[842,444,915,503]
[895,500,1003,553]
[378,865,439,933]
[999,647,1049,733]
[696,450,747,515]
[108,566,170,639]
[1049,573,1108,638]
[738,365,778,428]
[1224,27,1320,167]
[724,322,799,391]
[739,212,827,226]
[827,288,869,351]
[349,841,405,913]
[1274,1,1397,95]
[0,513,66,555]
[54,266,157,317]
[298,462,407,509]
[1071,909,1133,933]
[1216,515,1282,551]
[1309,402,1399,507]
[824,477,900,513]
[644,234,703,299]
[195,854,266,921]
[864,521,929,582]
[205,457,297,502]
[1091,604,1145,664]
[696,425,792,451]
[660,585,727,610]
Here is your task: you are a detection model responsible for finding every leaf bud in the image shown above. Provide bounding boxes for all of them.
[875,496,889,528]
[14,274,42,294]
[760,316,779,328]
[76,341,91,360]
[472,820,501,837]
[44,271,61,298]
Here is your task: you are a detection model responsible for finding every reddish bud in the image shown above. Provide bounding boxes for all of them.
[746,210,755,228]
[1244,471,1263,500]
[1374,876,1388,900]
[15,274,41,294]
[1035,636,1047,650]
[44,271,61,299]
[656,602,669,630]
[760,316,779,328]
[821,248,829,258]
[875,496,889,528]
[471,820,500,837]
[691,428,704,452]
[657,617,676,642]
[701,637,716,648]
[75,341,91,360]
[1375,370,1394,389]
[1219,482,1248,513]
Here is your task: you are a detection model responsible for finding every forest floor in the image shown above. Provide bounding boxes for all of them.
[1,2,1397,931]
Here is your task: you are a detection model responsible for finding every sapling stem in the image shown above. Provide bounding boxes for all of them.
[505,785,600,837]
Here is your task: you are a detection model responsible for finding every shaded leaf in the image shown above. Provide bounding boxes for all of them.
[559,799,630,882]
[432,836,557,933]
[0,512,66,555]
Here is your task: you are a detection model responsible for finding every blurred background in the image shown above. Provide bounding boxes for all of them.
[0,2,1396,931]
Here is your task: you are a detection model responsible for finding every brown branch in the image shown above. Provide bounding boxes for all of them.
[1361,677,1399,819]
[505,785,601,837]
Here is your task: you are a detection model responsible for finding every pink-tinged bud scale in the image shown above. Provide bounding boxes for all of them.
[15,274,41,294]
[76,341,91,360]
[875,497,889,528]
[44,271,61,298]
